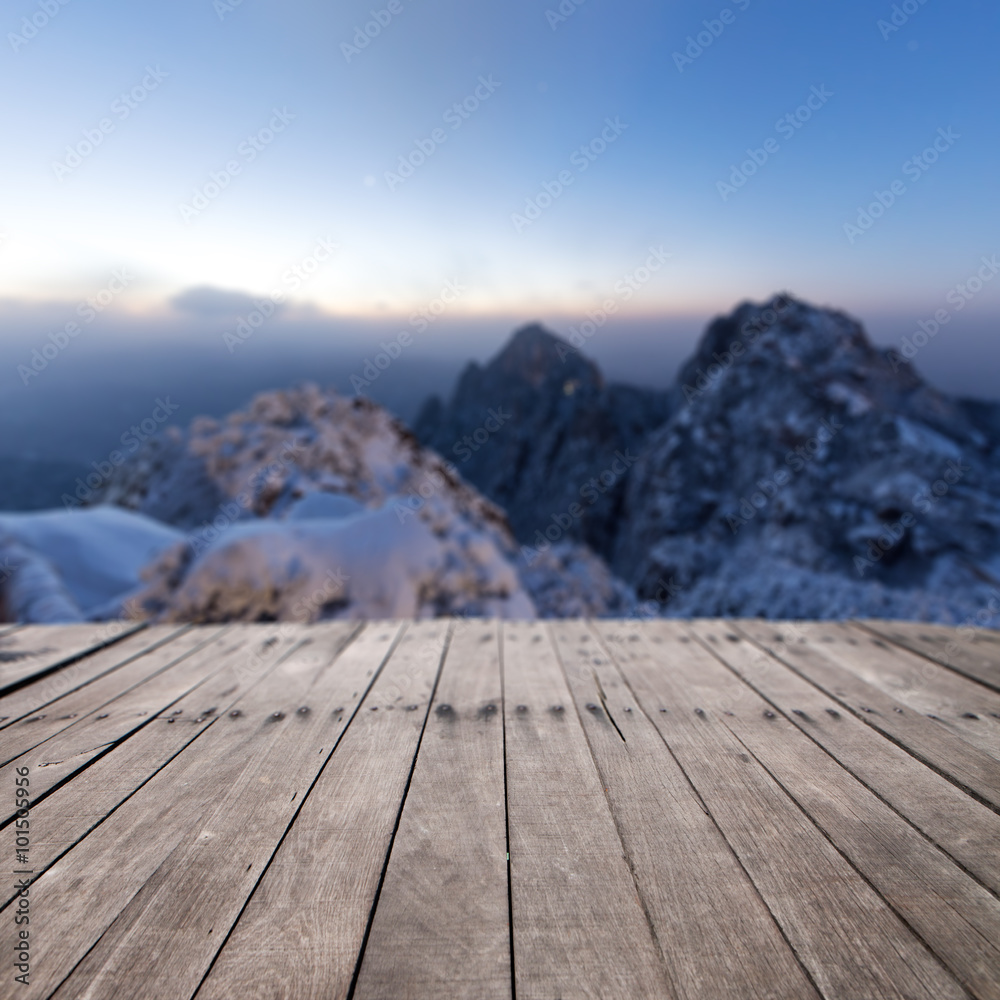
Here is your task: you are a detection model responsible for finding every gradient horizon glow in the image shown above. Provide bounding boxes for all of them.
[1,0,998,324]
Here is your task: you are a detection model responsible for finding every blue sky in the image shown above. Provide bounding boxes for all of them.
[1,0,998,326]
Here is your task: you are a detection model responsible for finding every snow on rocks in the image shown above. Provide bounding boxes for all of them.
[77,384,625,622]
[0,507,183,622]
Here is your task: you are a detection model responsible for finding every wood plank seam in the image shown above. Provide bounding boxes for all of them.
[0,626,193,733]
[690,629,1000,906]
[0,630,315,911]
[850,619,1000,693]
[611,623,972,1000]
[590,625,828,1000]
[0,627,215,766]
[721,722,989,998]
[497,625,518,1000]
[0,622,146,698]
[0,632,254,828]
[735,625,1000,817]
[181,623,441,1000]
[342,624,451,1000]
[187,623,411,1000]
[547,623,673,989]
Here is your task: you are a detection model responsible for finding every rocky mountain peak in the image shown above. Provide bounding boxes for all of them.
[490,322,601,390]
[415,324,672,559]
[615,295,1000,621]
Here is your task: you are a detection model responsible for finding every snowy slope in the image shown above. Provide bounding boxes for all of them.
[0,507,183,622]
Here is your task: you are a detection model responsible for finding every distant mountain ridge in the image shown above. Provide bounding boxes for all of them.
[417,297,1000,624]
[5,294,998,628]
[415,323,672,561]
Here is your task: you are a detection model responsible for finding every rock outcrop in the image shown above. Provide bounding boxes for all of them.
[415,323,671,560]
[613,294,1000,622]
[82,384,627,622]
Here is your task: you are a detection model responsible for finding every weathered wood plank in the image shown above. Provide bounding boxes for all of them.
[5,624,348,1000]
[698,621,1000,898]
[195,621,446,1000]
[503,620,671,1000]
[0,622,143,696]
[0,626,307,910]
[353,621,510,999]
[602,621,968,1000]
[45,622,386,1000]
[685,622,1000,1000]
[552,622,819,1000]
[823,622,1000,755]
[0,626,235,812]
[736,619,1000,809]
[860,619,1000,693]
[0,626,209,767]
[0,625,185,730]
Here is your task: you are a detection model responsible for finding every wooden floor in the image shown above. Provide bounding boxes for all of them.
[1,619,999,1000]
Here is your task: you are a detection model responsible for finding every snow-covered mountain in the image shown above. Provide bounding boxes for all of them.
[3,295,998,627]
[615,294,1000,621]
[418,298,1000,625]
[32,384,629,623]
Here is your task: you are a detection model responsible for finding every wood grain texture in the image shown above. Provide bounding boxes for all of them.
[196,621,446,1000]
[353,622,510,1000]
[503,620,671,1000]
[0,627,305,908]
[0,626,185,731]
[603,621,968,1000]
[2,619,997,1000]
[686,622,1000,1000]
[47,622,381,1000]
[0,626,232,811]
[825,622,1000,754]
[0,626,214,770]
[736,618,1000,809]
[859,619,1000,693]
[6,624,331,1000]
[701,621,1000,898]
[552,622,819,1000]
[0,622,144,698]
